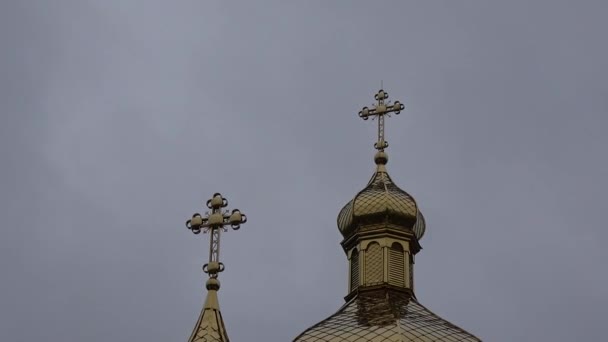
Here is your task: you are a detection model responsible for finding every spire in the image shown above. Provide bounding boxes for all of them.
[185,193,248,342]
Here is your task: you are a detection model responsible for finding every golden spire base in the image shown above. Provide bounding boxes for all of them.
[203,279,221,310]
[188,280,229,342]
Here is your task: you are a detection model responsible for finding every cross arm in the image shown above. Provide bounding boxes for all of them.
[358,101,405,120]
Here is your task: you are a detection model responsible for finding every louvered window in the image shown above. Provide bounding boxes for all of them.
[388,243,405,287]
[350,249,359,290]
[365,243,383,285]
[409,254,414,289]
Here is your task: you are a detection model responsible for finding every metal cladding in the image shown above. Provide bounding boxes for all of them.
[294,291,480,341]
[336,154,426,240]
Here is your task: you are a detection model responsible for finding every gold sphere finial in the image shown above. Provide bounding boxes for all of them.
[206,278,221,291]
[374,151,388,165]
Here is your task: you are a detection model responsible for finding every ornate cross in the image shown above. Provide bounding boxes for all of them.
[358,89,405,151]
[185,193,247,279]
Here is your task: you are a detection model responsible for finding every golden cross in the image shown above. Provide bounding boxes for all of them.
[358,89,405,151]
[185,193,247,278]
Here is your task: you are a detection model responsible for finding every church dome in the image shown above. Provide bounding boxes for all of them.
[337,151,426,240]
[295,89,481,341]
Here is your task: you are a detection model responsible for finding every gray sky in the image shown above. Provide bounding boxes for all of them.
[1,1,607,341]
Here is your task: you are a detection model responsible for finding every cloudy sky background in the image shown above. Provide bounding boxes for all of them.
[1,1,607,341]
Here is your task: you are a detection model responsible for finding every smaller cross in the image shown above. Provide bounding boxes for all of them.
[185,193,247,278]
[358,89,405,151]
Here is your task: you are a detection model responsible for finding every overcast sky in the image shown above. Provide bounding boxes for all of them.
[1,1,607,341]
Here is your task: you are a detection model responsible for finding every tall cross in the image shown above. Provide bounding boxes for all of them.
[185,193,247,279]
[358,89,405,151]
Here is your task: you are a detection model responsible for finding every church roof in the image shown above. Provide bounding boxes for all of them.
[294,291,481,342]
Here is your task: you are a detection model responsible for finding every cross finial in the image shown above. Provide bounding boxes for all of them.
[358,89,405,151]
[185,193,247,280]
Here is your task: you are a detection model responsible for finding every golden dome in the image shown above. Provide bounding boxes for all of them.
[337,151,426,240]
